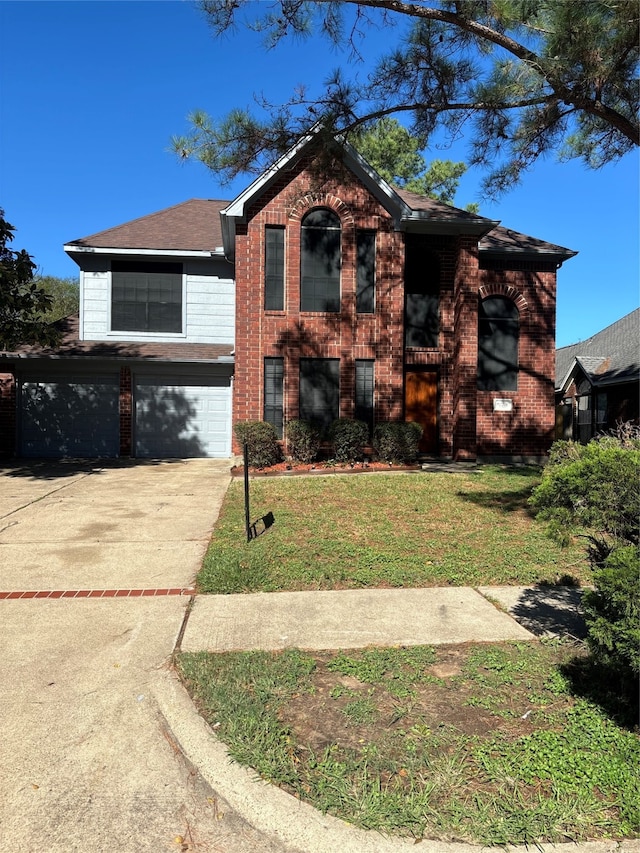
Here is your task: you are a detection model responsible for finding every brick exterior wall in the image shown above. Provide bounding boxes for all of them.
[119,367,132,457]
[231,155,558,461]
[476,266,557,460]
[0,369,16,457]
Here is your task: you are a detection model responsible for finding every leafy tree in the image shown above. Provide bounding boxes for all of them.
[32,274,79,321]
[353,117,479,210]
[0,210,58,350]
[173,1,639,196]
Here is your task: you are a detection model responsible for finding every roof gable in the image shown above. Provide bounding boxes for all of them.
[556,308,640,390]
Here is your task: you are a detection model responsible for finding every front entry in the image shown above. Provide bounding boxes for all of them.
[405,370,438,454]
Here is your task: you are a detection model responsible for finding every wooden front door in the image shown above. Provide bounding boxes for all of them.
[405,370,438,454]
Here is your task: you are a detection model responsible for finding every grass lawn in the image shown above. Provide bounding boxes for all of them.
[177,641,640,845]
[197,465,590,593]
[182,466,639,845]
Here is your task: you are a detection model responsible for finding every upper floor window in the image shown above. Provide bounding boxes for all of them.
[356,231,376,314]
[477,296,519,390]
[111,261,182,333]
[404,246,439,348]
[265,226,285,310]
[300,209,341,312]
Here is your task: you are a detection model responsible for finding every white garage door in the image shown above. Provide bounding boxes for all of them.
[134,373,231,458]
[20,372,120,458]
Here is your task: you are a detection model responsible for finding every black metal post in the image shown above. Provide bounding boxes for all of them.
[243,441,251,542]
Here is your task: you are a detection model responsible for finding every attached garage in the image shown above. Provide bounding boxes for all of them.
[134,368,232,458]
[19,369,120,458]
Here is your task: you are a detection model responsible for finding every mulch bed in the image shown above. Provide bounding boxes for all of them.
[231,460,421,477]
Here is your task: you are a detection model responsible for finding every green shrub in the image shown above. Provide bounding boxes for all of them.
[373,421,423,464]
[234,421,282,468]
[529,431,640,558]
[329,418,369,462]
[582,545,640,680]
[286,419,320,463]
[531,429,640,689]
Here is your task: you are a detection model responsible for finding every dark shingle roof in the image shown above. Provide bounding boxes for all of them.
[2,315,234,363]
[394,188,486,223]
[67,193,574,262]
[394,189,574,257]
[556,308,640,389]
[66,199,228,253]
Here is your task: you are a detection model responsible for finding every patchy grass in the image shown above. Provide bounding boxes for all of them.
[177,640,640,846]
[198,466,588,592]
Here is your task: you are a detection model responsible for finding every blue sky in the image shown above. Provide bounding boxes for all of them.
[1,0,638,348]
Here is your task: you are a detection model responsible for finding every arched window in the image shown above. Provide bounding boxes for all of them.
[478,296,519,390]
[300,209,341,312]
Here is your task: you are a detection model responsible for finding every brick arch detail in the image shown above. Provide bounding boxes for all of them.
[288,193,355,227]
[478,283,529,315]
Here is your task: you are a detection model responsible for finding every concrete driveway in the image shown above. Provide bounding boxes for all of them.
[0,459,289,853]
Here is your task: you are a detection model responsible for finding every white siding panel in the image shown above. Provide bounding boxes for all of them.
[185,277,235,344]
[81,271,110,338]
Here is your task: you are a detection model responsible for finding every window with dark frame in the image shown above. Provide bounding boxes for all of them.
[264,357,284,439]
[355,360,375,434]
[477,296,519,391]
[356,231,376,313]
[299,358,340,436]
[111,261,182,333]
[404,246,440,348]
[300,209,341,312]
[265,226,285,310]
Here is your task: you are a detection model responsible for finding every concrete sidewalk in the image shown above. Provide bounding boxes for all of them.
[180,586,534,653]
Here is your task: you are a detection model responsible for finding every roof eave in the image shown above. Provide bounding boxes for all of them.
[402,214,498,238]
[480,247,578,266]
[64,245,224,262]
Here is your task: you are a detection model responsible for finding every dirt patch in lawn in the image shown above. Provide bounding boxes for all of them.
[278,642,570,755]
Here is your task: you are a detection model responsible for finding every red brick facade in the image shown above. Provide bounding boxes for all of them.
[232,155,559,462]
[0,370,16,458]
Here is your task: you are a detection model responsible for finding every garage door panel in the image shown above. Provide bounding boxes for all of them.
[20,374,119,458]
[134,374,231,458]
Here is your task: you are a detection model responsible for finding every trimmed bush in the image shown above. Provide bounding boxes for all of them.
[583,545,640,680]
[234,421,282,468]
[329,418,369,462]
[373,421,423,464]
[286,419,320,464]
[530,428,640,689]
[529,430,640,557]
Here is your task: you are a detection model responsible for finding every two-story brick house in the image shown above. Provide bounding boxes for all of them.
[223,131,575,462]
[0,129,575,461]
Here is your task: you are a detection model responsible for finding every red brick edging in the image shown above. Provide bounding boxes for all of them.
[0,587,196,600]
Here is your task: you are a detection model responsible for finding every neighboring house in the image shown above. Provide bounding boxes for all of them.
[0,130,576,461]
[555,308,640,442]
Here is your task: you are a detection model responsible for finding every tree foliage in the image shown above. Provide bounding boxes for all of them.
[173,0,639,196]
[353,117,478,210]
[32,275,79,322]
[0,210,58,350]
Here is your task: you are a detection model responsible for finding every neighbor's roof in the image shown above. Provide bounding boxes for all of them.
[556,308,640,390]
[1,315,234,363]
